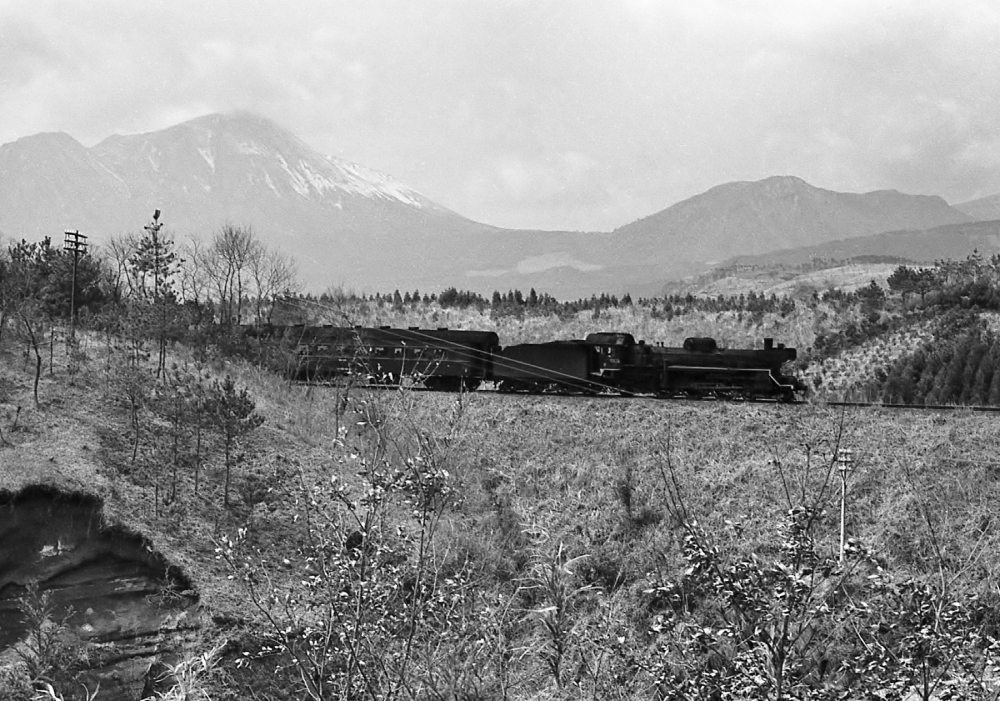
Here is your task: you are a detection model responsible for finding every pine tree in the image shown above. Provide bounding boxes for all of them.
[970,345,994,405]
[959,339,987,405]
[914,352,944,405]
[208,376,265,507]
[129,212,181,377]
[928,343,968,405]
[988,347,1000,406]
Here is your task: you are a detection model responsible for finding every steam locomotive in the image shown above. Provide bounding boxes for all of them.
[262,325,804,401]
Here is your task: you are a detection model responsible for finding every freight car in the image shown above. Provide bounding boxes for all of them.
[265,325,804,401]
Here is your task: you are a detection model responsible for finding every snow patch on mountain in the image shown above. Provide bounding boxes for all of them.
[237,141,267,156]
[276,154,310,197]
[198,147,215,172]
[323,156,425,208]
[263,170,278,195]
[264,145,429,207]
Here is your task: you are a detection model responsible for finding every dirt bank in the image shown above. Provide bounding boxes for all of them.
[0,486,200,699]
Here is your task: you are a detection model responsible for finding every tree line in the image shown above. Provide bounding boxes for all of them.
[0,220,298,391]
[887,251,1000,309]
[279,286,802,325]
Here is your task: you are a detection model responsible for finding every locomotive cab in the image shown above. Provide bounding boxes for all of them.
[585,333,636,387]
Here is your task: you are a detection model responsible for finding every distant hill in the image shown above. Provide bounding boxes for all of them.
[659,219,1000,298]
[0,116,979,298]
[722,219,1000,268]
[662,262,906,299]
[497,176,976,297]
[613,175,970,265]
[954,193,1000,221]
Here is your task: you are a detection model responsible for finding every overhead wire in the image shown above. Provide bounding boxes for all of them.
[266,296,625,394]
[263,296,790,397]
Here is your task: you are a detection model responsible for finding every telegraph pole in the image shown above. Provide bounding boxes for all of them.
[63,230,89,340]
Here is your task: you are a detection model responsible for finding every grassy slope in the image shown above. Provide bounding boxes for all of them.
[669,262,901,298]
[0,336,352,625]
[441,392,1000,582]
[665,261,899,298]
[3,321,1000,697]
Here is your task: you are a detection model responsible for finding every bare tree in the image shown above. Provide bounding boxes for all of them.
[205,223,259,325]
[5,240,52,403]
[177,237,212,308]
[248,246,298,325]
[191,223,298,326]
[102,233,141,302]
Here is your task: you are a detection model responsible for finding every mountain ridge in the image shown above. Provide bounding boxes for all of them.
[0,112,990,297]
[721,219,1000,269]
[954,192,1000,221]
[613,174,970,264]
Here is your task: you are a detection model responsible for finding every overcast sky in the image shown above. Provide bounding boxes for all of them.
[2,0,999,231]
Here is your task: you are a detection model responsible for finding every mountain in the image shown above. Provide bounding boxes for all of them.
[0,115,980,298]
[0,113,528,293]
[612,175,971,266]
[954,193,1000,221]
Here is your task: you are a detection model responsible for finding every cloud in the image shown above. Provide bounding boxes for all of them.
[2,0,1000,229]
[0,17,62,89]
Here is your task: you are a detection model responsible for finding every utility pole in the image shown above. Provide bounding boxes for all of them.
[63,230,89,340]
[837,448,855,564]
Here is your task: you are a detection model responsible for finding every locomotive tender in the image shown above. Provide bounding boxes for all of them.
[267,325,804,401]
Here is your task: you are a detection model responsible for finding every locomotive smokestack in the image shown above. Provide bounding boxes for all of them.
[764,338,774,350]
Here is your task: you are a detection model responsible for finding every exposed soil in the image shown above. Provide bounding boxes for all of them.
[0,485,200,699]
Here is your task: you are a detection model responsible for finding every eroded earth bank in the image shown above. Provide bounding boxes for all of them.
[0,486,200,700]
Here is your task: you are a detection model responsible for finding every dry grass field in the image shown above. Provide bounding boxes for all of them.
[2,323,1000,699]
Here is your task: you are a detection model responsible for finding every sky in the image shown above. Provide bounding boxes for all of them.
[2,0,1000,232]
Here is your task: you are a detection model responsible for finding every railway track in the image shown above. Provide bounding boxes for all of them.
[304,379,1000,412]
[818,399,1000,413]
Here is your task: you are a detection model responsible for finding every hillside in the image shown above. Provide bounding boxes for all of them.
[6,232,1000,697]
[664,261,903,298]
[662,219,1000,298]
[2,319,1000,699]
[719,219,1000,269]
[955,192,1000,221]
